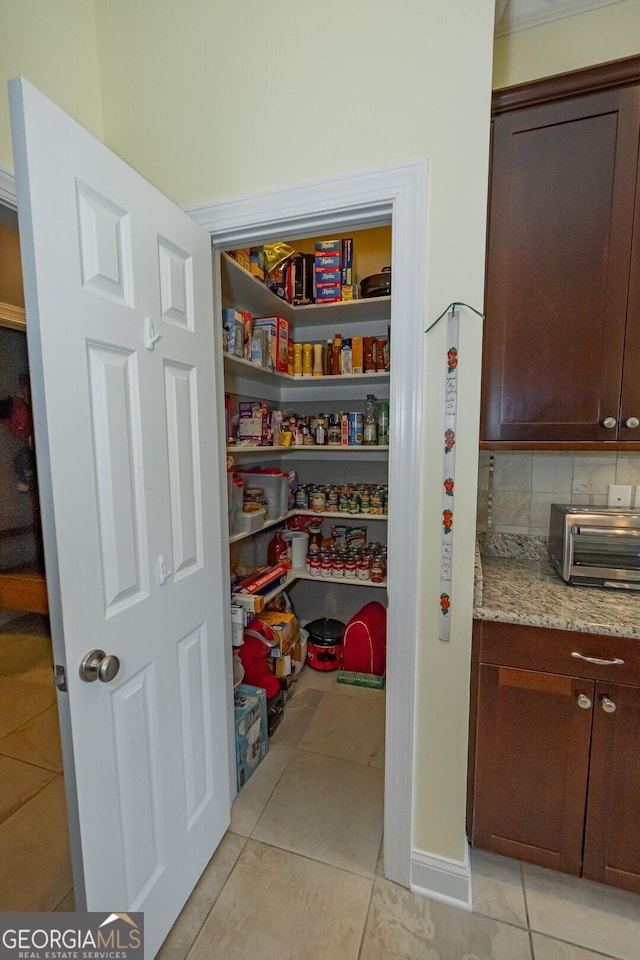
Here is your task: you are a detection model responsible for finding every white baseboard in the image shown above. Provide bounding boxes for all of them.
[410,843,472,911]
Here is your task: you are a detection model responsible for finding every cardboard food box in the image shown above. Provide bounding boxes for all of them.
[249,247,266,280]
[230,248,251,271]
[252,316,289,373]
[234,683,269,790]
[314,239,341,254]
[255,610,298,645]
[222,308,245,357]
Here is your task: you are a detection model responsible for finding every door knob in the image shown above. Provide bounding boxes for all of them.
[79,649,120,683]
[625,417,639,429]
[602,417,617,429]
[577,693,592,709]
[601,696,616,714]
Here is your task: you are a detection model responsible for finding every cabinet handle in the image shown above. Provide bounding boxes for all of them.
[571,652,624,666]
[577,693,592,709]
[626,416,640,429]
[602,417,617,429]
[601,696,616,713]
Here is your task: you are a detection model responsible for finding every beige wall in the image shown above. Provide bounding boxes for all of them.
[0,0,103,173]
[493,0,640,88]
[3,0,496,866]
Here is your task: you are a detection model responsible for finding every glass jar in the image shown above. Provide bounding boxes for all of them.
[308,523,323,554]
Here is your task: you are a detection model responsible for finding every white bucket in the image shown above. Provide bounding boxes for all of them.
[283,530,309,570]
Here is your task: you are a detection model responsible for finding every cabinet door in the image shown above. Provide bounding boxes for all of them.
[482,86,640,442]
[621,156,640,441]
[582,682,640,893]
[472,665,593,874]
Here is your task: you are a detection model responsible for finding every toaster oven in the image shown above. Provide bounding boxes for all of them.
[548,504,640,590]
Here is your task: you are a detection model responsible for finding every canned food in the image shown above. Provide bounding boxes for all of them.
[357,555,371,580]
[331,557,345,579]
[309,554,321,577]
[370,557,386,583]
[310,489,326,513]
[321,555,332,578]
[344,555,357,579]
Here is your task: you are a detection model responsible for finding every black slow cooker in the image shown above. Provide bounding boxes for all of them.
[360,266,391,299]
[305,617,346,672]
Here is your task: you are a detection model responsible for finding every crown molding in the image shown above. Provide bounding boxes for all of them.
[495,0,625,37]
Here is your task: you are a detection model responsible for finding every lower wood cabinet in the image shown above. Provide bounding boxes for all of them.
[469,620,640,894]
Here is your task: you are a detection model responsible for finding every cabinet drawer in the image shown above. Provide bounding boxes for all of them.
[474,619,640,687]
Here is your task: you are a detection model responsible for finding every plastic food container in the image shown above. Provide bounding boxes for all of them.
[233,507,266,535]
[238,470,288,522]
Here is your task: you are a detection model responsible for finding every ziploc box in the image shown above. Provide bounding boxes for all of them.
[252,316,289,373]
[315,255,341,269]
[316,269,342,285]
[315,239,341,254]
[316,284,342,302]
[234,683,269,791]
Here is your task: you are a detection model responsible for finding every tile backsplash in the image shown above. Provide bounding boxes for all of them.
[477,451,640,536]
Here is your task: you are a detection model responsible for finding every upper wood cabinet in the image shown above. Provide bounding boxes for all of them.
[482,57,640,446]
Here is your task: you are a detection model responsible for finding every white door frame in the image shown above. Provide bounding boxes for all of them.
[189,160,427,886]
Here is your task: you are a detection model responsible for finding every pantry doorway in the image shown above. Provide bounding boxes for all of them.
[191,160,427,887]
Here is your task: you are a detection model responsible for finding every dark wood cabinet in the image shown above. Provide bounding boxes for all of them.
[482,57,640,447]
[583,681,640,891]
[469,620,640,893]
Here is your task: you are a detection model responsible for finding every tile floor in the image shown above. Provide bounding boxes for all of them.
[0,612,73,911]
[1,617,638,959]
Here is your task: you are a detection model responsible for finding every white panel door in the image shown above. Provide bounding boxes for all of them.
[9,78,231,956]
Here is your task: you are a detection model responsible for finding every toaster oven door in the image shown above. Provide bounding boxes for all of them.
[571,526,640,583]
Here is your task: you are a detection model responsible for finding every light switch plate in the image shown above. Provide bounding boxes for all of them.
[608,484,632,507]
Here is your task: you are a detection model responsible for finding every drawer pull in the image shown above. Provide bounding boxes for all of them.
[571,652,624,666]
[601,696,617,714]
[577,693,592,709]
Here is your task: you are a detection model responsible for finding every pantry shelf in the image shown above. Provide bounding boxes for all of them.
[227,444,389,456]
[229,507,388,544]
[221,252,391,326]
[229,512,289,544]
[291,509,388,522]
[292,568,387,588]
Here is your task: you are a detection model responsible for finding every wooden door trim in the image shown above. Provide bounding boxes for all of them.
[493,55,640,115]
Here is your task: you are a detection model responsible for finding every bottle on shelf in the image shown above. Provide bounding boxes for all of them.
[342,338,352,375]
[302,343,313,377]
[332,334,342,375]
[377,400,389,444]
[363,394,378,445]
[313,343,323,376]
[267,529,289,567]
[293,343,303,377]
[325,339,333,375]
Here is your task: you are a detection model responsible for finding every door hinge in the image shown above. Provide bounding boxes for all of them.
[54,664,67,692]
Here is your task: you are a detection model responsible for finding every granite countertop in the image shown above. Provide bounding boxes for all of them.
[473,536,640,639]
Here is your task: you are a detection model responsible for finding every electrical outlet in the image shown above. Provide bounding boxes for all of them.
[608,484,632,507]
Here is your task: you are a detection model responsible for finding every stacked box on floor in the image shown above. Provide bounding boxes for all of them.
[234,682,269,790]
[315,239,342,302]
